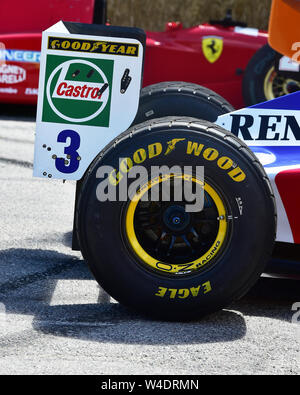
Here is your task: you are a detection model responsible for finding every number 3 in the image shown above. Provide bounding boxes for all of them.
[55,129,81,174]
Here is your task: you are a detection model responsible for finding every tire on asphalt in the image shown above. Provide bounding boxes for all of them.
[76,117,276,320]
[132,82,234,126]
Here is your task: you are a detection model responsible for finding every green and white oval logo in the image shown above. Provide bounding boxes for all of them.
[43,55,113,126]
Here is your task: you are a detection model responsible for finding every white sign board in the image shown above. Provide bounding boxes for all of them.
[34,21,145,180]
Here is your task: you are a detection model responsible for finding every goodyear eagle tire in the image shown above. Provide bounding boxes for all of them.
[243,44,300,106]
[76,117,276,320]
[133,82,234,125]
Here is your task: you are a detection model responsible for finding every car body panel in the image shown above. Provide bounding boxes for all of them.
[275,168,300,244]
[0,5,268,108]
[216,90,300,244]
[144,24,267,108]
[0,0,95,35]
[0,34,41,104]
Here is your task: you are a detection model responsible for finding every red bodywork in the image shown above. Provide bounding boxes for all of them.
[0,0,268,109]
[276,169,300,244]
[145,23,267,108]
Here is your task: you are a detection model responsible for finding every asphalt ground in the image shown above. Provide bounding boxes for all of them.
[0,105,299,375]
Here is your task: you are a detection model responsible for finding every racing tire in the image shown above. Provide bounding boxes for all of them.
[243,44,300,106]
[76,117,276,320]
[133,82,234,126]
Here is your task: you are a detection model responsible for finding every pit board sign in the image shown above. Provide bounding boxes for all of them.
[34,21,145,180]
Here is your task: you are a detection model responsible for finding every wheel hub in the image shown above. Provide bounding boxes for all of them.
[286,80,300,94]
[264,66,300,99]
[163,205,191,232]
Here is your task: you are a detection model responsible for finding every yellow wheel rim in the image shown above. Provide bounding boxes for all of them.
[125,174,228,276]
[264,66,300,100]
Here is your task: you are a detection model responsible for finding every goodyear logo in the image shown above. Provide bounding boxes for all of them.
[108,140,246,186]
[48,37,139,57]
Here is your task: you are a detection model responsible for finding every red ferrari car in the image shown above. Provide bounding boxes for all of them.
[0,0,299,109]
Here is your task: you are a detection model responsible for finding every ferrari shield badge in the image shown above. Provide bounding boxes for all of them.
[202,36,223,63]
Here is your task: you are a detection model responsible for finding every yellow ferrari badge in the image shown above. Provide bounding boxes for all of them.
[202,36,223,63]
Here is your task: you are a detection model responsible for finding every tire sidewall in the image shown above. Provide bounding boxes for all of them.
[78,124,275,318]
[133,83,234,125]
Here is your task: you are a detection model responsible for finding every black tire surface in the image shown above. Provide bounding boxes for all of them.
[242,44,277,106]
[76,117,276,320]
[133,82,234,126]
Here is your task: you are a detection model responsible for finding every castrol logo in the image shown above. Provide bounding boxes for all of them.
[46,59,110,123]
[54,81,103,100]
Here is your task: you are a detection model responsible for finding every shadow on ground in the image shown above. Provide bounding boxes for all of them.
[0,240,299,345]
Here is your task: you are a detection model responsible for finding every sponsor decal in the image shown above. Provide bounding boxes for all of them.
[0,64,26,84]
[164,138,186,155]
[25,88,38,95]
[120,68,132,93]
[48,37,139,57]
[155,281,212,299]
[0,87,17,94]
[108,140,246,186]
[202,36,223,63]
[0,42,5,66]
[0,49,40,63]
[216,109,300,145]
[42,55,113,126]
[196,240,221,266]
